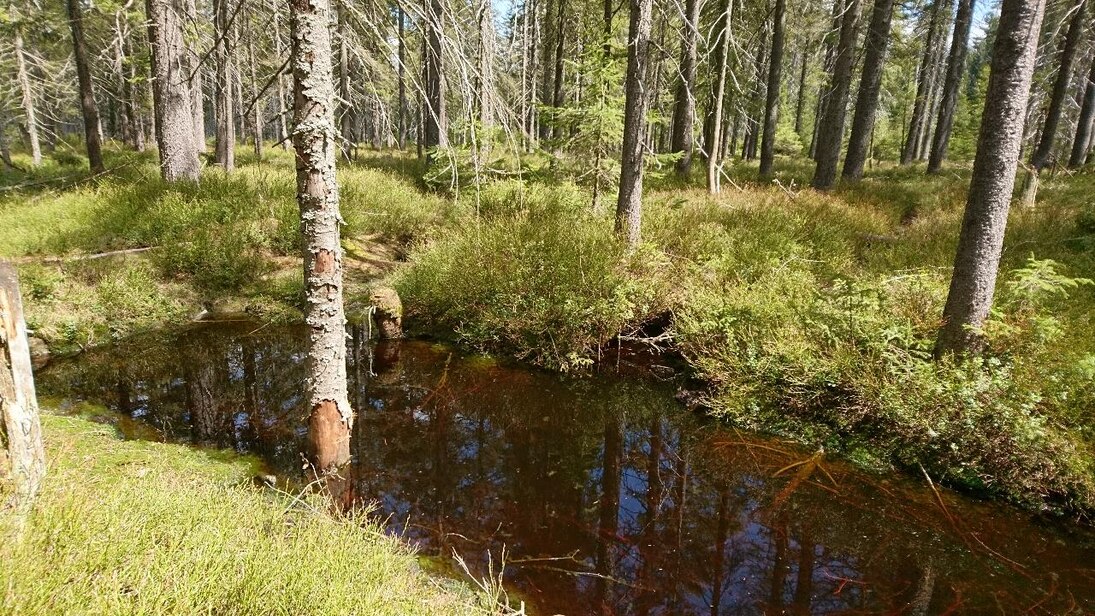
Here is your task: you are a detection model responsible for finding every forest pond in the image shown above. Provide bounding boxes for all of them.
[38,322,1095,615]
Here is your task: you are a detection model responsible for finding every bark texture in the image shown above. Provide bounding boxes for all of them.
[146,0,201,181]
[13,27,42,167]
[290,0,353,472]
[901,0,948,165]
[1029,0,1087,172]
[936,0,1046,356]
[705,0,732,193]
[842,0,896,180]
[214,0,235,170]
[1069,50,1095,167]
[0,262,46,510]
[670,0,700,175]
[811,0,861,190]
[422,0,448,164]
[67,0,105,174]
[759,0,786,178]
[615,0,653,247]
[927,0,976,173]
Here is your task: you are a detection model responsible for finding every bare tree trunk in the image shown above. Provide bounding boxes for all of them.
[615,0,653,247]
[290,0,352,473]
[759,0,786,178]
[13,27,42,166]
[936,0,1046,356]
[705,0,732,193]
[794,48,808,136]
[185,0,206,153]
[337,5,353,160]
[901,0,946,165]
[670,0,700,176]
[397,4,408,149]
[146,0,202,181]
[811,0,861,190]
[477,0,494,136]
[1021,0,1088,204]
[67,0,105,174]
[423,0,448,165]
[273,0,290,150]
[550,0,567,141]
[927,0,976,173]
[1069,50,1095,167]
[213,0,235,170]
[842,0,896,180]
[0,263,46,510]
[247,33,262,159]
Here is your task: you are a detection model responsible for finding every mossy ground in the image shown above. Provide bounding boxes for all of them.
[0,413,496,615]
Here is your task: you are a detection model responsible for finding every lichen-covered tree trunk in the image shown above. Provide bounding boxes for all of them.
[842,0,896,180]
[14,27,42,167]
[615,0,653,247]
[290,0,352,474]
[927,0,976,173]
[1069,51,1095,168]
[0,263,45,510]
[901,0,947,166]
[759,0,785,178]
[669,0,699,176]
[147,0,201,181]
[213,0,235,171]
[811,0,861,190]
[66,0,105,174]
[936,0,1046,356]
[1021,0,1087,204]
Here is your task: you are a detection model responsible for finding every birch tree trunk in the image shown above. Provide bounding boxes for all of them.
[615,0,653,247]
[936,0,1046,356]
[290,0,352,473]
[146,0,202,181]
[842,0,896,180]
[13,26,42,167]
[927,0,976,173]
[670,0,700,176]
[67,0,106,174]
[811,0,861,190]
[759,0,786,178]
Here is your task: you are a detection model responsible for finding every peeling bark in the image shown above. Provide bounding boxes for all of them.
[291,0,353,473]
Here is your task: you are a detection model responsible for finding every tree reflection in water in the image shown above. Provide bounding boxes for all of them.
[39,323,1095,615]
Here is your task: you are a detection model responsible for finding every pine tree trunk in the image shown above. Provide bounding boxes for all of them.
[615,0,653,247]
[794,48,808,136]
[759,0,786,177]
[811,0,861,190]
[936,0,1046,356]
[290,0,352,473]
[927,0,976,173]
[13,28,41,166]
[670,0,700,176]
[214,0,235,171]
[901,0,947,165]
[1021,0,1088,203]
[67,0,105,174]
[146,0,202,181]
[1069,51,1095,167]
[705,0,732,193]
[842,0,896,180]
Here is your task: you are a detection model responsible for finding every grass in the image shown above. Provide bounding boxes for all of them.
[0,412,495,615]
[2,143,1093,517]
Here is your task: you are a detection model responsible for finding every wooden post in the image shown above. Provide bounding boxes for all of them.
[0,262,45,509]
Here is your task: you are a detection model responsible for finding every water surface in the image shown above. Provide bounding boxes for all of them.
[39,323,1095,615]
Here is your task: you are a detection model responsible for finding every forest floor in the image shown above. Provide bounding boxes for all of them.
[1,142,1093,520]
[0,412,498,614]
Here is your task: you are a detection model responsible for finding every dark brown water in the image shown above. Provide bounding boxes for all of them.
[39,323,1095,615]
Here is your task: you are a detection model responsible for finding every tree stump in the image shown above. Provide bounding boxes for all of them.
[0,262,45,509]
